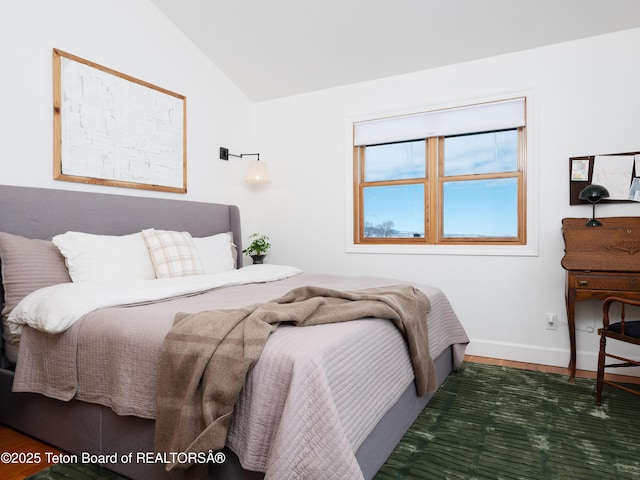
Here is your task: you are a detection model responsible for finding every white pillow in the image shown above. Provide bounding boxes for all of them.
[192,233,235,274]
[142,229,204,278]
[52,232,156,282]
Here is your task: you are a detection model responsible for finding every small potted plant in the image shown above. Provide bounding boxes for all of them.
[242,233,271,264]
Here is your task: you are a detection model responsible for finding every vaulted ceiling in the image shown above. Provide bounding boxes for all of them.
[149,0,640,102]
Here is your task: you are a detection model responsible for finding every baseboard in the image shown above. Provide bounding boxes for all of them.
[464,339,587,371]
[465,339,570,366]
[465,339,640,378]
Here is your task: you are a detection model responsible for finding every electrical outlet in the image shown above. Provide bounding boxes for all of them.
[545,313,557,330]
[219,147,229,160]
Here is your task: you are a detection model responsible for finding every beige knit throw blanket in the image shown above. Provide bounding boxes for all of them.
[154,284,436,470]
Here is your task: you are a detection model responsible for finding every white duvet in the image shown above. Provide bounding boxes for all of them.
[7,264,302,336]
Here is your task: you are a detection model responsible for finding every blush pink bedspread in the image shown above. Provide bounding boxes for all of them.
[13,273,469,479]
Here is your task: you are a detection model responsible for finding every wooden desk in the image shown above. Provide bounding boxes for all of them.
[561,217,640,382]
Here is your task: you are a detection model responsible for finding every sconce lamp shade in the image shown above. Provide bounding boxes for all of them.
[220,147,270,184]
[578,184,609,227]
[245,160,270,184]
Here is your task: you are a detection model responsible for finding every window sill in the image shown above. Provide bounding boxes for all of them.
[345,243,538,257]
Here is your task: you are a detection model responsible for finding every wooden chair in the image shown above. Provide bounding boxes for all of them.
[596,296,640,405]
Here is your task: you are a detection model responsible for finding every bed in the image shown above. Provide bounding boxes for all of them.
[0,184,469,480]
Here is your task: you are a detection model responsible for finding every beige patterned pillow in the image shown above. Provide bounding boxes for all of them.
[142,229,204,278]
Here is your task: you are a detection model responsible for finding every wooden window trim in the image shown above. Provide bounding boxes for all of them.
[353,127,527,246]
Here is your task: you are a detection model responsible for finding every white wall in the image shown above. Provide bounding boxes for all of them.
[0,0,255,206]
[253,27,640,372]
[2,1,639,372]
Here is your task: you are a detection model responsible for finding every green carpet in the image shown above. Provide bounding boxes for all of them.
[26,362,640,479]
[375,361,640,480]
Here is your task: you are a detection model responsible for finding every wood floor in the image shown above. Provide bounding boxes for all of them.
[0,425,64,479]
[1,356,638,479]
[465,355,640,384]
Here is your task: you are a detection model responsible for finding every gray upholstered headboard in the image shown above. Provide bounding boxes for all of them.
[0,184,242,265]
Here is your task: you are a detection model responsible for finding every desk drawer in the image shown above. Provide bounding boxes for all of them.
[574,274,640,291]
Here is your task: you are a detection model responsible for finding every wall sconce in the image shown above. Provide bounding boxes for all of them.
[578,184,609,226]
[220,147,270,184]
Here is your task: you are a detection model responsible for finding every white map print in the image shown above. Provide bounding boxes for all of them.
[591,155,634,200]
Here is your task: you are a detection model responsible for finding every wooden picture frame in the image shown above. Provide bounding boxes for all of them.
[53,49,187,193]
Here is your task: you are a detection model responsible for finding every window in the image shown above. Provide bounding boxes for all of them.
[353,98,526,246]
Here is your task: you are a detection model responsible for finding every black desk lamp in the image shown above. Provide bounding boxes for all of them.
[578,184,609,226]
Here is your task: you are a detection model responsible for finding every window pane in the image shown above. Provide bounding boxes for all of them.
[444,129,518,176]
[365,140,425,182]
[443,178,518,237]
[363,184,424,238]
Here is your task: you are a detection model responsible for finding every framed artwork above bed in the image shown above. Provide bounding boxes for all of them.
[53,48,187,193]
